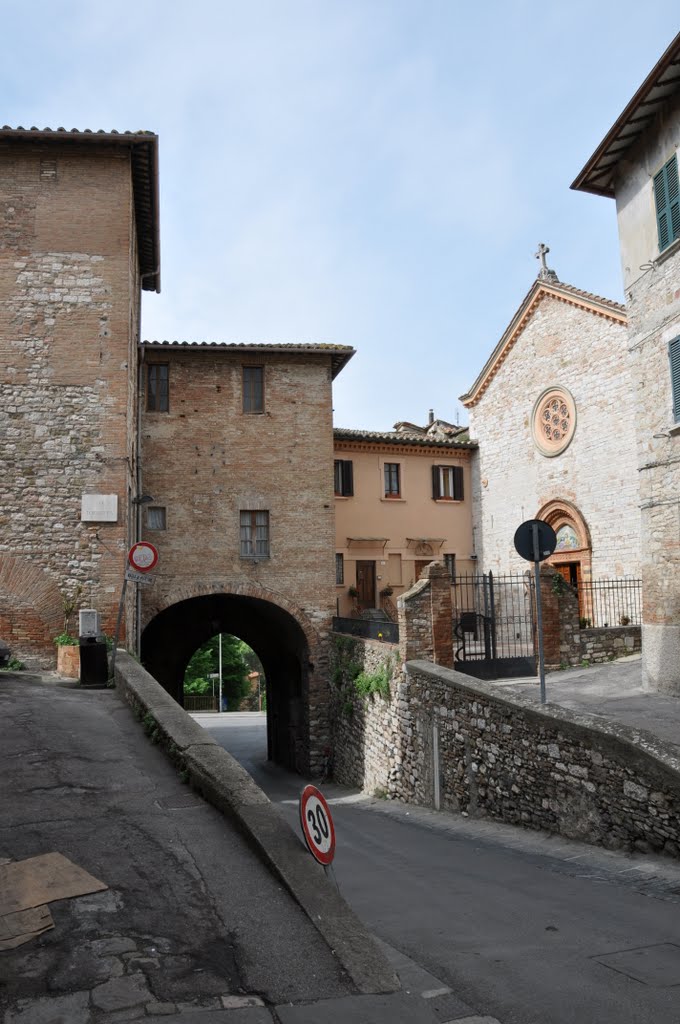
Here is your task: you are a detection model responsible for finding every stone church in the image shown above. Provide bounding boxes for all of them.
[461,249,640,590]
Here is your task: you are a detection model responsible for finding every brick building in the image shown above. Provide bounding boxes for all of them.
[461,263,640,593]
[138,341,353,770]
[0,127,159,666]
[572,32,680,694]
[333,416,476,618]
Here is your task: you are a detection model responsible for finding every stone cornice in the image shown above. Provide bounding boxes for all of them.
[460,281,628,409]
[333,440,472,459]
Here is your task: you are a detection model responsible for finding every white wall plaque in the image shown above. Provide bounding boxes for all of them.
[81,494,118,522]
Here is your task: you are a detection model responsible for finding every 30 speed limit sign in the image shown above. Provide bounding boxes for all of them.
[299,785,336,866]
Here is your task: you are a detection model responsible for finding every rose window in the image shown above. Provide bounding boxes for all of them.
[531,387,576,456]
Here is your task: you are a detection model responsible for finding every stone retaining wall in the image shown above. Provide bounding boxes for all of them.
[330,566,680,858]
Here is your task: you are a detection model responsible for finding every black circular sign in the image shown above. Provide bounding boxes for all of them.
[514,519,557,563]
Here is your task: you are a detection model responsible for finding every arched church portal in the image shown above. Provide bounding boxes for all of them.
[536,501,592,612]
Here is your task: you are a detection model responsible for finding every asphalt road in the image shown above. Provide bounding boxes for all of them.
[198,711,680,1024]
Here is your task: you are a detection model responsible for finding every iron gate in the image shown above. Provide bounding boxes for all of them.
[453,572,536,679]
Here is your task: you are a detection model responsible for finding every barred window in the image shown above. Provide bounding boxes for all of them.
[443,554,456,581]
[335,553,344,585]
[147,364,169,412]
[243,366,264,413]
[240,510,270,557]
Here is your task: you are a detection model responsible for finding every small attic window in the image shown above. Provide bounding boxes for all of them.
[40,159,57,182]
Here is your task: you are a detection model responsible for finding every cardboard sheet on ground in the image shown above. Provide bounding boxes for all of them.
[0,852,107,918]
[0,906,54,950]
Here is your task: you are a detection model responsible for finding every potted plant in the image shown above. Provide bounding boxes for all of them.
[54,631,80,678]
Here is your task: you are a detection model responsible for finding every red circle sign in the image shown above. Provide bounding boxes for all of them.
[299,785,335,866]
[128,542,159,573]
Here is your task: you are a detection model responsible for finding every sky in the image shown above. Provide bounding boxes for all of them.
[3,2,678,429]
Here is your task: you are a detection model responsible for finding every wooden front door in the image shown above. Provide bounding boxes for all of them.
[356,561,376,610]
[415,560,431,580]
[554,561,583,616]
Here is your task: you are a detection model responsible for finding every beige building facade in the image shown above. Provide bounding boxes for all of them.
[333,418,476,619]
[573,32,680,694]
[461,270,640,590]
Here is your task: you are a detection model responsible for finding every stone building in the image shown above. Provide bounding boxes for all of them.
[333,416,476,618]
[572,32,680,694]
[460,259,640,591]
[0,127,159,666]
[138,340,354,770]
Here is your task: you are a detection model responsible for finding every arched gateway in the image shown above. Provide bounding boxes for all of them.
[141,587,326,773]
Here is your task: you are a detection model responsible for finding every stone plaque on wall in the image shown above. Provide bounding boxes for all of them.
[81,494,118,522]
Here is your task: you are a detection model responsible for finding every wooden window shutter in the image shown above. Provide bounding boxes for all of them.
[453,466,464,501]
[432,465,441,499]
[670,337,680,423]
[342,460,354,496]
[654,156,680,252]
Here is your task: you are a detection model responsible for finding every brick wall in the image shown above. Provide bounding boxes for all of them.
[140,347,339,770]
[0,142,139,666]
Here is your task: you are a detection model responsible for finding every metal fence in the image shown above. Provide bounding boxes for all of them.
[453,572,536,678]
[332,616,399,643]
[576,578,642,628]
[184,695,218,712]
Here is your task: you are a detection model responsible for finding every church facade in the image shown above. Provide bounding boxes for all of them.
[461,258,640,592]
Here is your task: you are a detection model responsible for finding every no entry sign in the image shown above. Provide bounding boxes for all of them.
[128,542,158,573]
[299,785,336,866]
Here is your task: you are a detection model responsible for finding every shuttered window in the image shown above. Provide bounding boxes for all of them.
[432,465,464,501]
[334,459,354,496]
[670,337,680,423]
[654,155,680,253]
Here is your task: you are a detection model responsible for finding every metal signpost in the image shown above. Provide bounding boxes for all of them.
[299,784,337,887]
[110,543,159,681]
[513,519,557,704]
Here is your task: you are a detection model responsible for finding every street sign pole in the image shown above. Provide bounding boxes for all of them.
[532,522,547,705]
[218,633,223,714]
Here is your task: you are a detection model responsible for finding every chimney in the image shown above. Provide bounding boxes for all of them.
[428,409,434,425]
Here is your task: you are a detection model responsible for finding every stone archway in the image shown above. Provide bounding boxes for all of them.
[0,555,64,667]
[140,588,326,773]
[536,499,592,618]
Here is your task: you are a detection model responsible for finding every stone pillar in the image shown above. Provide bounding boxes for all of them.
[398,560,453,668]
[533,568,580,669]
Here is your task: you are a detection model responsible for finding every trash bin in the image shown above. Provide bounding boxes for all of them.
[79,635,109,687]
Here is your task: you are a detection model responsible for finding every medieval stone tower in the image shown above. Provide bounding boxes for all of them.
[0,127,159,665]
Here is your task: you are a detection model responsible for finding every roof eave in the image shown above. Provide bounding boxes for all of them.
[571,31,680,197]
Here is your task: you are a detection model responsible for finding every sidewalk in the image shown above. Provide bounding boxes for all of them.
[490,653,680,754]
[0,671,497,1024]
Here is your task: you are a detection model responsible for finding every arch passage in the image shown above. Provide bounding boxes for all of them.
[141,593,313,771]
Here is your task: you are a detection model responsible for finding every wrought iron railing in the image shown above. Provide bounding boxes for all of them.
[575,578,642,628]
[332,616,399,643]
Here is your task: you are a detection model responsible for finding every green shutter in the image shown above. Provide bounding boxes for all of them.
[654,155,680,252]
[670,337,680,423]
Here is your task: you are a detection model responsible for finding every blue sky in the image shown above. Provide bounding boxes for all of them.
[3,3,678,429]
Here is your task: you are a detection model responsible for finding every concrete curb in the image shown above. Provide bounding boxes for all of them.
[114,652,398,996]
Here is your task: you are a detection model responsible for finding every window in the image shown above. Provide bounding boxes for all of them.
[334,459,354,496]
[240,510,270,557]
[146,506,166,531]
[654,154,680,253]
[147,364,169,412]
[335,553,344,585]
[670,336,680,423]
[432,465,464,501]
[384,462,401,498]
[243,366,264,413]
[443,554,456,582]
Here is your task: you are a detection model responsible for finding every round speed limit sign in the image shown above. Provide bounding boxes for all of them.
[299,784,336,866]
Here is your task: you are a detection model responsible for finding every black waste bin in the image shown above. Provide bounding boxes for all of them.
[79,636,109,687]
